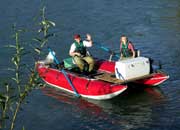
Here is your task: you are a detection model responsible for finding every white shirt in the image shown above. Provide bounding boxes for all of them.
[69,40,92,54]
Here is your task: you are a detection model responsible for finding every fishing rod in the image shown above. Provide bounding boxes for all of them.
[93,42,120,61]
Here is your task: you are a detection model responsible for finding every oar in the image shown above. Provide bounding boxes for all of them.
[93,42,120,60]
[48,48,80,97]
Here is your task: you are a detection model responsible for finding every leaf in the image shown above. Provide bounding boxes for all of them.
[0,94,6,100]
[41,20,46,25]
[33,38,42,43]
[11,57,18,66]
[47,20,56,27]
[50,21,56,27]
[7,68,15,72]
[38,28,43,33]
[5,44,16,48]
[19,47,24,51]
[41,20,55,27]
[20,92,27,100]
[40,40,48,47]
[11,57,15,62]
[11,77,17,82]
[34,48,41,54]
[17,29,27,33]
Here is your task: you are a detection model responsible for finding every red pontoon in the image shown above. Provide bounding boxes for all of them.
[37,63,127,100]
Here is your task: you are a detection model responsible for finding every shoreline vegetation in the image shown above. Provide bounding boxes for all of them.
[0,7,55,130]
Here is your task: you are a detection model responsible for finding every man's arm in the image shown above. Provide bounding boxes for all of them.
[84,34,93,47]
[69,44,81,57]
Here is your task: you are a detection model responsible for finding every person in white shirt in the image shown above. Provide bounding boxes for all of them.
[69,34,95,73]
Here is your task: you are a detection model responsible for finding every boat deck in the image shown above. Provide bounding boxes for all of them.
[94,72,153,84]
[64,67,154,84]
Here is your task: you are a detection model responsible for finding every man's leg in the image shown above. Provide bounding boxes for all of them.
[83,56,95,72]
[73,56,85,72]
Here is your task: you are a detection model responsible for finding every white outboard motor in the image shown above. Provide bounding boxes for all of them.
[45,51,55,64]
[38,51,56,65]
[115,57,150,80]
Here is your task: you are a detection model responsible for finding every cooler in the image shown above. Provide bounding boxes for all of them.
[115,57,150,80]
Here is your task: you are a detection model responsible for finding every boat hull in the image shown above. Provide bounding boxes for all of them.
[36,58,169,100]
[37,64,127,100]
[134,72,169,86]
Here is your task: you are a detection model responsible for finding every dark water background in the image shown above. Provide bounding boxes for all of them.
[0,0,180,130]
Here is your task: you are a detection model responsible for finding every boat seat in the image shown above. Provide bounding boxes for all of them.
[63,57,77,69]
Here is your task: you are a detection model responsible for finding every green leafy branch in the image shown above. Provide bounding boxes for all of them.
[0,6,55,130]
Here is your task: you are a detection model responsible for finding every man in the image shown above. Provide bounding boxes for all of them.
[69,34,95,73]
[120,35,135,59]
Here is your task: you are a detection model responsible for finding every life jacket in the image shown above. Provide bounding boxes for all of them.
[121,42,133,57]
[74,41,87,57]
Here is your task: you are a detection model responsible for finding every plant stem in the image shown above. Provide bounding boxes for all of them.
[10,98,22,130]
[1,84,10,128]
[15,32,21,93]
[42,7,47,36]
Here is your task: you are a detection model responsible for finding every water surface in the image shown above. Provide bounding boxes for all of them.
[0,0,180,130]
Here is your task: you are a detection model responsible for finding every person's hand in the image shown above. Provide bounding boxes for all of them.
[75,52,81,57]
[120,54,123,58]
[86,34,92,41]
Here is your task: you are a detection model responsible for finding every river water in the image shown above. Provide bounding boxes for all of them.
[0,0,180,130]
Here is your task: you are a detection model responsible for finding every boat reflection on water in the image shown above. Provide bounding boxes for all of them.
[41,85,166,130]
[41,87,103,116]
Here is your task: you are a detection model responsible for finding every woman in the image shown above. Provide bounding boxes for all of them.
[120,35,135,59]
